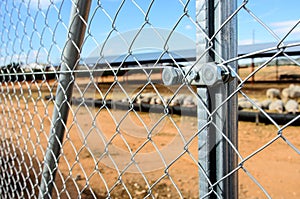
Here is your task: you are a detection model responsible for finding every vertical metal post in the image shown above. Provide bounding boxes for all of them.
[276,58,279,81]
[38,1,91,198]
[251,58,255,83]
[196,1,213,197]
[196,0,238,198]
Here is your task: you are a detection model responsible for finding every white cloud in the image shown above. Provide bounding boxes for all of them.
[271,20,299,28]
[238,39,254,45]
[0,50,48,66]
[238,39,264,45]
[184,24,193,30]
[271,20,300,36]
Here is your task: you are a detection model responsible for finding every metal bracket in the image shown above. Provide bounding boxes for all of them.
[162,62,235,87]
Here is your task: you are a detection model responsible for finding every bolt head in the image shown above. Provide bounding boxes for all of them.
[162,67,183,85]
[200,63,223,86]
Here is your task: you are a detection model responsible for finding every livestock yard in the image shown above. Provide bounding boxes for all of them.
[1,0,300,198]
[23,105,300,199]
[3,64,299,198]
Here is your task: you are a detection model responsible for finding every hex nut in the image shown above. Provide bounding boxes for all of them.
[200,63,223,86]
[162,67,183,86]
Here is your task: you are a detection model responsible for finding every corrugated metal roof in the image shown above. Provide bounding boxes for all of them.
[238,40,300,58]
[83,41,300,66]
[83,49,196,66]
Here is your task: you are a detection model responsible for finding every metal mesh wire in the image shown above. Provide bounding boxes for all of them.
[0,0,299,198]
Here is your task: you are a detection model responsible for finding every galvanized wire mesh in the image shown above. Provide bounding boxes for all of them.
[0,0,299,198]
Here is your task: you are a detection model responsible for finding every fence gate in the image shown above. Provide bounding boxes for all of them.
[1,0,300,198]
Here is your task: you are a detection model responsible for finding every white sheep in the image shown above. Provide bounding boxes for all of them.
[289,84,300,99]
[136,93,156,104]
[260,99,272,110]
[155,97,163,105]
[266,88,281,99]
[282,84,300,101]
[169,94,186,106]
[149,96,157,105]
[182,95,196,107]
[238,99,253,110]
[269,99,284,113]
[148,96,163,105]
[285,99,299,114]
[281,87,290,101]
[251,99,261,110]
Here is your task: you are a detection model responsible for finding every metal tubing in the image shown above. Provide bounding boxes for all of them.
[196,1,212,196]
[38,1,91,198]
[197,87,210,197]
[220,1,238,198]
[196,0,238,198]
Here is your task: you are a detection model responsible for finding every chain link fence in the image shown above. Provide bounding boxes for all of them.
[0,0,299,198]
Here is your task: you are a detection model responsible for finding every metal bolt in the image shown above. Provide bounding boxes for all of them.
[200,63,223,86]
[162,67,183,86]
[162,63,234,87]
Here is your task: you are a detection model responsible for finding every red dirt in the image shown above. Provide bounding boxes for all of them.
[2,65,300,198]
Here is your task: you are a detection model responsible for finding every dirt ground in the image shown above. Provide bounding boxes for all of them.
[11,102,299,199]
[238,64,300,82]
[62,109,300,199]
[2,65,300,198]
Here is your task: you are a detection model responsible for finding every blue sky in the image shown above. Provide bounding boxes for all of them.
[0,0,299,65]
[237,0,300,44]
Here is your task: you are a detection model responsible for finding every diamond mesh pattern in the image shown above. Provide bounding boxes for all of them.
[0,0,299,198]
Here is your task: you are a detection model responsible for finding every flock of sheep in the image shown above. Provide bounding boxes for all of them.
[119,84,300,114]
[121,93,197,107]
[238,84,300,114]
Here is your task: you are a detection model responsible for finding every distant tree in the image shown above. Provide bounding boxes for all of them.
[2,62,21,74]
[0,62,22,82]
